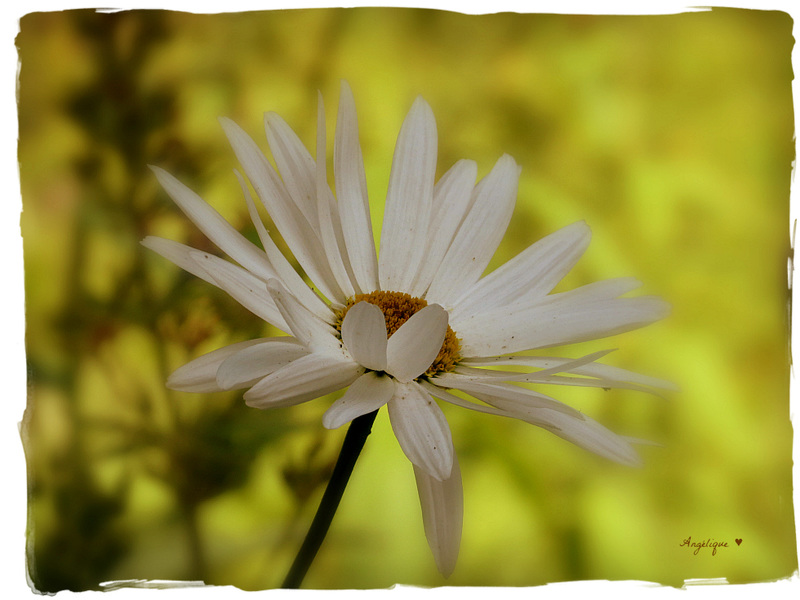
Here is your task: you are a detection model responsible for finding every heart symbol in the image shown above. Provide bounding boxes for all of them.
[735,539,742,546]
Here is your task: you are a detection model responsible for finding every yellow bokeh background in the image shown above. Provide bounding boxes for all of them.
[18,7,796,591]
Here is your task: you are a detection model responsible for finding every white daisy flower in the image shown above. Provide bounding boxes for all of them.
[143,81,672,578]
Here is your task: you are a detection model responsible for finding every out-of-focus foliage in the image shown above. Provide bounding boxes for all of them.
[18,7,795,591]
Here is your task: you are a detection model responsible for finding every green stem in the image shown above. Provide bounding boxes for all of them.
[281,410,379,589]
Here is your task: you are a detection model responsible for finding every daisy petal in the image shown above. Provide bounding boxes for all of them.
[141,236,217,286]
[167,338,270,393]
[335,80,379,294]
[569,362,679,392]
[410,159,478,297]
[189,250,289,332]
[388,381,454,481]
[244,353,364,409]
[266,279,341,354]
[386,304,448,383]
[216,337,310,391]
[535,277,644,308]
[433,374,582,417]
[454,349,616,381]
[264,111,319,232]
[413,453,463,578]
[316,93,356,298]
[235,170,333,322]
[425,154,519,307]
[449,220,591,321]
[500,373,669,397]
[322,371,395,429]
[460,355,677,395]
[340,301,388,372]
[457,295,670,357]
[425,381,639,465]
[422,380,509,419]
[219,117,342,303]
[523,409,642,466]
[379,96,437,292]
[149,166,276,282]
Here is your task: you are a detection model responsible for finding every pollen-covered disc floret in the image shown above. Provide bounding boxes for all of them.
[337,290,461,377]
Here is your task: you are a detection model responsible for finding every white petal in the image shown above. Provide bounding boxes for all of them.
[316,93,356,298]
[534,277,644,308]
[340,301,388,372]
[423,381,640,465]
[166,338,269,393]
[189,250,289,332]
[244,352,363,409]
[379,96,437,292]
[569,362,679,392]
[456,294,670,357]
[410,159,477,297]
[422,380,509,419]
[235,170,333,322]
[454,349,616,381]
[460,355,677,395]
[414,453,463,577]
[264,111,319,232]
[149,166,276,282]
[219,118,342,303]
[524,409,642,466]
[216,337,310,390]
[334,80,379,294]
[141,236,217,286]
[388,381,454,481]
[433,374,582,418]
[425,154,519,307]
[500,372,670,397]
[449,220,591,322]
[266,279,341,354]
[386,304,448,383]
[322,371,395,429]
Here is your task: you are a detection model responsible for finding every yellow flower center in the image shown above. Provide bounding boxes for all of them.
[336,290,461,377]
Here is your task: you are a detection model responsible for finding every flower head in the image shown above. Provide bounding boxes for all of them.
[144,81,672,577]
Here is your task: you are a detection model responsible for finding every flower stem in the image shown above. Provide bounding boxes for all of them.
[281,409,379,589]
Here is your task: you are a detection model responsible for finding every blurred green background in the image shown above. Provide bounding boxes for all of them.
[18,7,796,592]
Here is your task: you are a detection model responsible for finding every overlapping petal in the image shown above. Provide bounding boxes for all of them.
[266,279,341,354]
[315,93,357,299]
[166,338,271,393]
[425,154,520,307]
[334,80,379,294]
[219,117,342,303]
[243,353,364,409]
[141,236,218,286]
[264,111,320,232]
[448,220,592,322]
[386,304,448,383]
[456,291,669,357]
[422,381,640,465]
[522,409,642,466]
[341,301,388,372]
[460,353,678,395]
[216,337,310,391]
[432,374,582,418]
[189,250,289,332]
[149,166,277,283]
[388,381,454,481]
[409,159,477,297]
[322,371,395,430]
[379,96,437,292]
[235,170,333,322]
